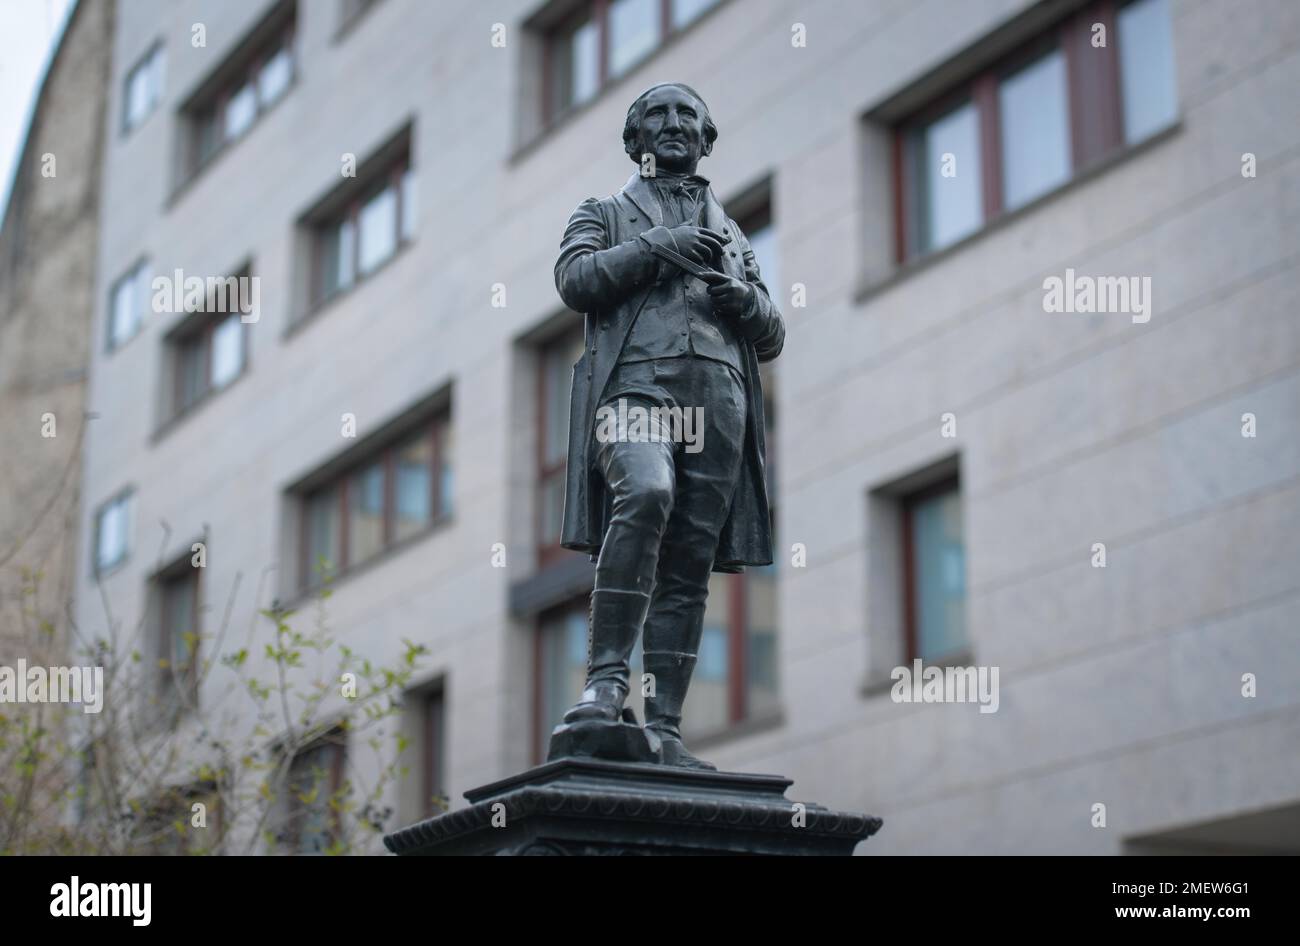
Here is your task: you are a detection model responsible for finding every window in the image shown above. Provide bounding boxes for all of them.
[299,413,451,590]
[744,390,780,726]
[183,3,296,177]
[896,0,1177,259]
[999,49,1071,211]
[1117,0,1178,144]
[910,100,983,252]
[731,199,781,728]
[738,199,779,307]
[165,272,251,420]
[537,324,586,563]
[123,43,165,133]
[356,185,398,276]
[422,688,446,816]
[609,0,660,77]
[543,0,721,122]
[308,145,416,309]
[902,478,966,663]
[285,738,345,854]
[536,604,595,756]
[671,0,716,29]
[107,260,149,351]
[157,564,200,714]
[550,14,599,114]
[93,491,133,576]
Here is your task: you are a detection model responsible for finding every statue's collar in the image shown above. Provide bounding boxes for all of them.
[621,170,713,227]
[646,169,710,187]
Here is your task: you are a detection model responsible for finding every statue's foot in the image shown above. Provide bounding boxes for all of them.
[561,681,626,725]
[649,730,717,770]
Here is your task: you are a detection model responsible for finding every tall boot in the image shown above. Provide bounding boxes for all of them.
[562,586,650,724]
[643,650,716,769]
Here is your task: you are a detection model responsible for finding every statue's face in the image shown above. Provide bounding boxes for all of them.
[635,86,707,174]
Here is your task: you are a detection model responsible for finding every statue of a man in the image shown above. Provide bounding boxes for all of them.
[553,83,785,769]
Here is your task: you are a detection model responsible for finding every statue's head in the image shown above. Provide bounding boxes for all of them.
[622,83,718,174]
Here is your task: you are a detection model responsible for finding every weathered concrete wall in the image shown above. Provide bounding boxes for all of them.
[1,0,115,670]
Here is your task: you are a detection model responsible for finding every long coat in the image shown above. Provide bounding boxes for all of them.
[555,172,785,572]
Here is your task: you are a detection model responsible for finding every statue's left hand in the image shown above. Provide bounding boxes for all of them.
[698,270,754,317]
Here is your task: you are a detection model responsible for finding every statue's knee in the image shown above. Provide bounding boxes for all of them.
[622,471,675,527]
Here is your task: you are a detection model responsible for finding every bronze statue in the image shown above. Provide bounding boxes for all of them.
[552,83,784,769]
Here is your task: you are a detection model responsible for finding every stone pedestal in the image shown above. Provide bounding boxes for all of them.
[383,756,882,856]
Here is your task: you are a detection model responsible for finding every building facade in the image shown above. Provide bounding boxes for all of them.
[75,0,1300,853]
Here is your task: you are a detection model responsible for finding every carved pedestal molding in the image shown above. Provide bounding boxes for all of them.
[384,757,882,856]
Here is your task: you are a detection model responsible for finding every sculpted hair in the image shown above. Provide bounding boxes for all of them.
[622,83,718,163]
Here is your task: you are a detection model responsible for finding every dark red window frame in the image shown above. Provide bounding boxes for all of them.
[298,413,450,591]
[894,0,1145,262]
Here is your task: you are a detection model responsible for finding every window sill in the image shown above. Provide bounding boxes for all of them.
[854,119,1184,306]
[150,370,251,446]
[508,552,595,618]
[283,237,415,342]
[279,513,453,610]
